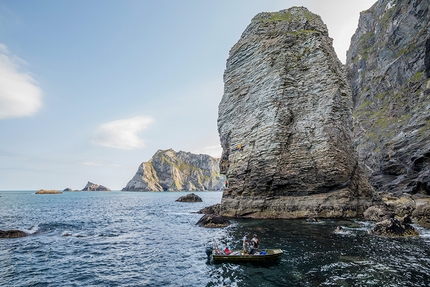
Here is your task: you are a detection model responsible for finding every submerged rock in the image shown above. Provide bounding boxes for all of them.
[195,214,231,228]
[217,6,376,219]
[0,230,28,238]
[175,193,203,202]
[346,0,430,196]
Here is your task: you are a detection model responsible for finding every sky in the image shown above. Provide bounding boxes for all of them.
[0,0,376,190]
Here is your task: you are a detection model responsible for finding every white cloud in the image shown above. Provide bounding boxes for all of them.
[92,116,154,150]
[193,145,222,158]
[0,43,42,119]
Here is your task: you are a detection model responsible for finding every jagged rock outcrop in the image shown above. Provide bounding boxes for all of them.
[346,0,430,195]
[122,149,225,191]
[370,216,419,237]
[217,7,376,219]
[82,181,111,191]
[364,192,430,226]
[198,203,222,215]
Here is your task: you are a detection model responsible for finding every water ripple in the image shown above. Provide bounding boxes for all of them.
[1,191,430,286]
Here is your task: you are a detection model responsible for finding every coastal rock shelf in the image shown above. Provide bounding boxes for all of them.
[217,7,376,218]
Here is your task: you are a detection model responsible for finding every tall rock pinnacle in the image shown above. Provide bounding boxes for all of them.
[217,7,375,218]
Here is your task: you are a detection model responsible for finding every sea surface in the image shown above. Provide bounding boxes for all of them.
[1,190,430,287]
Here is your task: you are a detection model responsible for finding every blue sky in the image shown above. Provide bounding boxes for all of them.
[0,0,376,190]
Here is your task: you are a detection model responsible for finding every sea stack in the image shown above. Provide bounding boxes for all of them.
[346,0,430,195]
[122,149,225,191]
[217,7,375,218]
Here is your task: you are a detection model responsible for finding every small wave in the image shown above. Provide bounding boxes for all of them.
[414,225,430,239]
[334,230,352,236]
[22,223,40,235]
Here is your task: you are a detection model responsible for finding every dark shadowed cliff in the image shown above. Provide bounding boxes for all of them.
[217,7,376,218]
[346,0,430,195]
[122,149,225,191]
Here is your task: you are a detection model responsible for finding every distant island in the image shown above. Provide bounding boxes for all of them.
[35,189,62,194]
[122,149,225,191]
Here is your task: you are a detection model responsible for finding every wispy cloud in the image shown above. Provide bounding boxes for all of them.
[92,116,154,150]
[0,44,42,119]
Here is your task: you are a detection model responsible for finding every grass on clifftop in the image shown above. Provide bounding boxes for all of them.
[256,8,319,23]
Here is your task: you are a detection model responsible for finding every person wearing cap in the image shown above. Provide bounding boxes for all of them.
[243,232,250,255]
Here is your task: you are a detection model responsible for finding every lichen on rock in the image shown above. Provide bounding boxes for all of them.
[217,6,376,219]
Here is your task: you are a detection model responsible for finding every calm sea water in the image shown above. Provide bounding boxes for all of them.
[1,190,429,287]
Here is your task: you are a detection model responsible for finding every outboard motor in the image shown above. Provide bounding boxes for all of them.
[205,246,214,259]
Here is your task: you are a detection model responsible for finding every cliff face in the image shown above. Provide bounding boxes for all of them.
[122,149,225,191]
[217,7,375,218]
[346,0,430,195]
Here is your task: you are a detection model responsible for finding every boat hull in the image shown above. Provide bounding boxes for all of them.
[212,249,283,263]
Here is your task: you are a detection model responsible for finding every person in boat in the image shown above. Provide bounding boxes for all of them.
[249,234,259,254]
[224,245,232,255]
[243,232,250,255]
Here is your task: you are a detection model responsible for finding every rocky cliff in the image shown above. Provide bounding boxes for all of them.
[122,149,225,191]
[217,7,376,218]
[346,0,430,195]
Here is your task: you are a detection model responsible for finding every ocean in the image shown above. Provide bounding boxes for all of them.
[0,190,429,287]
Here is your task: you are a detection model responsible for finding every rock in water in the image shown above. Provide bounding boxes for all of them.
[346,0,430,195]
[370,217,419,237]
[195,214,231,228]
[175,193,203,202]
[81,181,111,191]
[35,189,62,194]
[0,230,28,238]
[122,149,225,191]
[217,7,376,218]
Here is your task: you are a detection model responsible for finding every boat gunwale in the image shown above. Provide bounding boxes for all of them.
[212,248,283,262]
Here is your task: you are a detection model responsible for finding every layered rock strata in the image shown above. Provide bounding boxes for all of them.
[122,149,225,191]
[217,7,376,218]
[346,0,430,195]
